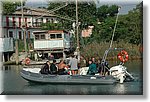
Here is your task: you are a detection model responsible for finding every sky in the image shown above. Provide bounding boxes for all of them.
[25,0,142,14]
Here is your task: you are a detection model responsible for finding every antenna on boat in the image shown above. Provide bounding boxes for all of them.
[101,6,121,63]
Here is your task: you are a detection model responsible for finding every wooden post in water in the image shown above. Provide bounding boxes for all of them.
[15,39,19,65]
[21,0,27,52]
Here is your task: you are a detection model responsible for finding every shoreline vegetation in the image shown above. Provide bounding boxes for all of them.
[80,41,142,61]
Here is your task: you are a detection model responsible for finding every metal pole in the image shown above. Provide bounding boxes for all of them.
[76,0,80,63]
[15,8,19,64]
[21,0,27,52]
[13,1,19,64]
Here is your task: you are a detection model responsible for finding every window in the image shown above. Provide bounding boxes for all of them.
[9,31,13,38]
[50,34,55,39]
[41,34,45,39]
[56,34,62,38]
[19,31,22,39]
[35,35,39,40]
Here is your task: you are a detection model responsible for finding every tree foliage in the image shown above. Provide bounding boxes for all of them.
[47,1,97,29]
[44,1,142,46]
[2,0,26,15]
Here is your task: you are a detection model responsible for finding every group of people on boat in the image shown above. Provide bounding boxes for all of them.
[39,54,110,76]
[40,54,78,75]
[87,57,110,76]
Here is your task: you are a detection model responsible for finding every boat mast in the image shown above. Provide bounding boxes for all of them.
[109,7,121,48]
[102,7,121,63]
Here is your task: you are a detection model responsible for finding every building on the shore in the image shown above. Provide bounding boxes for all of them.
[33,30,73,61]
[0,38,14,62]
[2,7,59,39]
[1,7,63,62]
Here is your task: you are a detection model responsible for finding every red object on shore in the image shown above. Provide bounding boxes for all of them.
[118,50,129,63]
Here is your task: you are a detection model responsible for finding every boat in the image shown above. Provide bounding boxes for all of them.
[20,68,116,85]
[20,6,134,85]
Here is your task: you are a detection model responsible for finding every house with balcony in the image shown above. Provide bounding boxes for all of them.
[2,7,59,39]
[1,7,61,62]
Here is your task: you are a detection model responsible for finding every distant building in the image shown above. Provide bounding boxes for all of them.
[1,7,60,62]
[81,26,94,37]
[2,7,59,39]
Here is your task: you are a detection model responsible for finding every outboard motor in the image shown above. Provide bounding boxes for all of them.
[109,64,134,83]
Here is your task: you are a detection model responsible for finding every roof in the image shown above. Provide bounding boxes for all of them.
[32,30,69,34]
[33,30,48,34]
[48,30,64,33]
[12,7,55,17]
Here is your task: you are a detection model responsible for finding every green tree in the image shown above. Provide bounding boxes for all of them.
[46,1,97,30]
[93,3,142,45]
[108,5,119,17]
[97,5,109,21]
[97,5,119,21]
[41,22,63,30]
[2,0,26,15]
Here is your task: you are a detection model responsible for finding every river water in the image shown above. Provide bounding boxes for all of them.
[0,60,143,95]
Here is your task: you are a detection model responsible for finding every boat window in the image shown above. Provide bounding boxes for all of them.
[56,34,62,38]
[35,35,39,40]
[41,34,45,39]
[50,34,55,39]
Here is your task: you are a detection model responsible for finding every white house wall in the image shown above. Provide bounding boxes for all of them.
[34,40,64,50]
[0,38,14,52]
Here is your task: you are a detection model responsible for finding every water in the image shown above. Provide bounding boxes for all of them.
[1,60,143,95]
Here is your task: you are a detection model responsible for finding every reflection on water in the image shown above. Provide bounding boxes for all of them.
[1,60,143,95]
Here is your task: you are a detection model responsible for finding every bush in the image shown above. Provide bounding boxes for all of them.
[80,41,141,61]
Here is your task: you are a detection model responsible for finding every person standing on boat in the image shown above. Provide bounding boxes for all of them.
[50,59,58,74]
[69,54,78,75]
[87,60,97,75]
[58,60,68,75]
[97,59,102,75]
[40,61,51,74]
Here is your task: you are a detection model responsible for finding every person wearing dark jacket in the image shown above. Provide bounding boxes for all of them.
[40,61,51,74]
[87,60,97,75]
[50,59,58,74]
